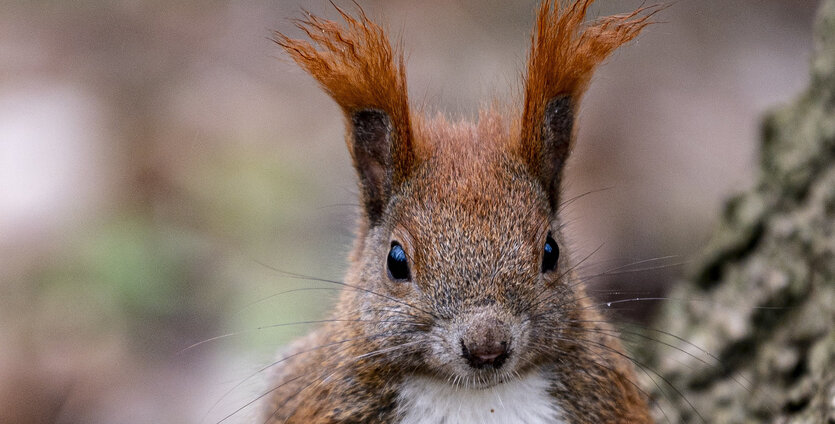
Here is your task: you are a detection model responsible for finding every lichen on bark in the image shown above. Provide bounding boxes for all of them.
[639,0,835,422]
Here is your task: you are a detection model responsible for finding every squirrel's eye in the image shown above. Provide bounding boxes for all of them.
[542,233,559,273]
[387,242,411,281]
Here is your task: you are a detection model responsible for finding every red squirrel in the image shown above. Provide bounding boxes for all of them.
[266,1,657,422]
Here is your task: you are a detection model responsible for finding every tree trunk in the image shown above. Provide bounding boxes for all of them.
[639,0,835,422]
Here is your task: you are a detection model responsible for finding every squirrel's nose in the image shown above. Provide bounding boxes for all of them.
[461,339,509,369]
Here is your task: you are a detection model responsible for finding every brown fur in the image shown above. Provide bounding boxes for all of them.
[265,1,657,423]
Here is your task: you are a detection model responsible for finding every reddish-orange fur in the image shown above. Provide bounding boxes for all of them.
[275,0,654,172]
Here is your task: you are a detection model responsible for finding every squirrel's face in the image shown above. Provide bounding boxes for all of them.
[349,125,576,388]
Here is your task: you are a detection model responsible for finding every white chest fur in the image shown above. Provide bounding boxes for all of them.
[395,372,565,424]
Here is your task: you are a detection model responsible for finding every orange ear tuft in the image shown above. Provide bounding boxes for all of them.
[274,6,410,138]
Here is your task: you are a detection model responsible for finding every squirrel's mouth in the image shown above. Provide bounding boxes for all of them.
[444,366,520,390]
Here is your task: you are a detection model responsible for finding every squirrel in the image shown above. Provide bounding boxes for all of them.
[265,0,658,422]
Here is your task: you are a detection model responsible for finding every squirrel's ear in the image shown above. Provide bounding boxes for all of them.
[276,6,414,224]
[519,0,657,210]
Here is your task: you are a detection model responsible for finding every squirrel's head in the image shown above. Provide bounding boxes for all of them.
[276,0,654,388]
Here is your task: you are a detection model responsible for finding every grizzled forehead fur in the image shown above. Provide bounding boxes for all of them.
[390,112,553,312]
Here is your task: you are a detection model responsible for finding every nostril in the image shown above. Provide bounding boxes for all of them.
[461,339,510,369]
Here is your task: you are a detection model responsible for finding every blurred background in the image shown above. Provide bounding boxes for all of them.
[0,0,820,422]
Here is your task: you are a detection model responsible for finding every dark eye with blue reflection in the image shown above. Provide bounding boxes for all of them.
[387,242,411,281]
[542,233,559,273]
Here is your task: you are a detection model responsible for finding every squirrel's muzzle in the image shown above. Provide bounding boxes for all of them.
[459,314,511,369]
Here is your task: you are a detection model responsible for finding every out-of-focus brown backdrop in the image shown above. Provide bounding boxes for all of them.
[0,0,819,422]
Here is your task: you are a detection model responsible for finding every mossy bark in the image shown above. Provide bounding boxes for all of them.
[639,0,835,422]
